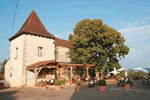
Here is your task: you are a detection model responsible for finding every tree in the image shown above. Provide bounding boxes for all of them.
[109,62,122,71]
[89,67,95,77]
[0,59,8,73]
[68,18,129,70]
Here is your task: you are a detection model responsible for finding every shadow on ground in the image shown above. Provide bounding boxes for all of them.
[69,80,150,100]
[0,90,18,100]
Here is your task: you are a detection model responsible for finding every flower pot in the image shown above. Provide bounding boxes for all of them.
[76,85,80,91]
[99,86,105,92]
[125,84,130,91]
[43,86,47,89]
[55,86,61,90]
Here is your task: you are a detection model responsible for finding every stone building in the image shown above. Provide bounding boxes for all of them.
[4,10,95,87]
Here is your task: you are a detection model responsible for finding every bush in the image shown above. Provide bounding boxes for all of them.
[38,81,43,87]
[54,80,64,86]
[125,79,131,84]
[98,80,106,86]
[42,82,47,87]
[76,81,81,85]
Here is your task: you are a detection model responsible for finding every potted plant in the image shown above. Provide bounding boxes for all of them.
[54,80,63,90]
[42,82,47,89]
[76,81,81,91]
[125,78,131,91]
[38,81,43,87]
[98,80,106,92]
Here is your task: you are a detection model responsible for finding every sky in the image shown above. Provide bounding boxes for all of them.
[0,0,150,69]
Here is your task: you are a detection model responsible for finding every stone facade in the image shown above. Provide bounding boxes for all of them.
[4,10,72,87]
[56,46,71,62]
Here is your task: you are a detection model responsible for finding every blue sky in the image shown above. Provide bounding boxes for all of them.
[0,0,150,69]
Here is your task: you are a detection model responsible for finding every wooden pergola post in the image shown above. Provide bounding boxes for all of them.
[70,66,73,84]
[33,67,42,86]
[85,65,90,84]
[95,68,99,78]
[34,68,37,86]
[60,68,62,80]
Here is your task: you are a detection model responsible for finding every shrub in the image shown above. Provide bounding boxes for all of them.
[54,80,64,86]
[76,81,81,85]
[98,80,106,86]
[38,81,43,87]
[42,82,47,87]
[125,79,131,84]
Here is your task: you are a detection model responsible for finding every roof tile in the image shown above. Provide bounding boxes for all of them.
[9,10,56,41]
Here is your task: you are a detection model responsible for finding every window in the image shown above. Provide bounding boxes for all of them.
[38,47,42,56]
[15,47,18,59]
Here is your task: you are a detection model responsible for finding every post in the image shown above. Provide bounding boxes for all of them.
[60,68,62,80]
[95,69,99,78]
[34,68,38,86]
[70,66,73,84]
[86,66,90,85]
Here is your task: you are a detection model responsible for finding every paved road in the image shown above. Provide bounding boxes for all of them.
[0,80,150,100]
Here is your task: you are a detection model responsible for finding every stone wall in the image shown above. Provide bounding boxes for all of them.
[56,46,71,62]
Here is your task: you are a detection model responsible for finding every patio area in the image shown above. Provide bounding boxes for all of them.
[0,80,150,100]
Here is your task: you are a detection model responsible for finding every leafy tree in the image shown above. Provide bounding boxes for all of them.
[0,59,8,73]
[109,62,122,71]
[117,71,125,77]
[89,67,95,77]
[69,19,129,71]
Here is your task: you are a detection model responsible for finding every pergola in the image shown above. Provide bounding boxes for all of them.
[59,63,95,84]
[27,60,95,86]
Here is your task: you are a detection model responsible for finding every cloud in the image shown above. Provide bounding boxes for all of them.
[146,17,150,19]
[134,22,138,25]
[125,48,142,59]
[126,23,135,28]
[119,25,150,37]
[119,25,150,44]
[142,39,150,43]
[120,21,124,24]
[118,25,150,69]
[142,21,146,24]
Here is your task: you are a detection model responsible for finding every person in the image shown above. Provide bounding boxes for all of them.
[120,76,124,86]
[144,75,147,80]
[130,77,133,86]
[86,77,88,82]
[94,78,97,87]
[117,77,121,86]
[90,79,94,87]
[50,79,54,85]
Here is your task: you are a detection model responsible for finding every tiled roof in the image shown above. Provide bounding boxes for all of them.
[9,10,56,41]
[26,60,61,68]
[55,38,72,48]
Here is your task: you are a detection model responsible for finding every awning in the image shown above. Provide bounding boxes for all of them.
[26,60,61,69]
